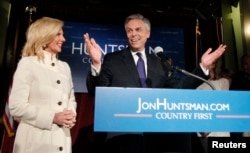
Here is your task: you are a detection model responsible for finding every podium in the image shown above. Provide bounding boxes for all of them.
[94,87,250,153]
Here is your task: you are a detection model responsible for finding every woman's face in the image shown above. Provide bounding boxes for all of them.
[46,29,66,53]
[208,62,216,79]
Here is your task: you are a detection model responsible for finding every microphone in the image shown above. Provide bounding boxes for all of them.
[153,46,167,62]
[153,46,216,90]
[153,46,174,77]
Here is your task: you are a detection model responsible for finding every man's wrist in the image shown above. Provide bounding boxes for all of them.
[199,63,209,75]
[91,64,101,76]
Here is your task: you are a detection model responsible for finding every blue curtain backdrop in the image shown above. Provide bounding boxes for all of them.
[61,22,184,93]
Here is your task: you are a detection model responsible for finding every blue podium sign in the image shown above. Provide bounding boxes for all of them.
[94,87,250,132]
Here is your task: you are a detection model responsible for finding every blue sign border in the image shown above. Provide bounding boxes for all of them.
[94,87,250,132]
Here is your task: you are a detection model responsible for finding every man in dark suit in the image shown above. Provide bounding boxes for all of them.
[84,13,226,153]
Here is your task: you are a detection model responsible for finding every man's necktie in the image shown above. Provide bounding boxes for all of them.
[136,52,147,87]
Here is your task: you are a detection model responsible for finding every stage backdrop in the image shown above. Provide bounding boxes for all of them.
[60,21,184,93]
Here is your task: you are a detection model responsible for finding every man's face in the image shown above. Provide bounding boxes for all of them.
[125,19,150,51]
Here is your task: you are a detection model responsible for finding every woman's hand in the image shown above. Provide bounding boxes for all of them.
[53,108,76,128]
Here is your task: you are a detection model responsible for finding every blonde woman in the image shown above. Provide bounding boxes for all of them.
[9,17,77,153]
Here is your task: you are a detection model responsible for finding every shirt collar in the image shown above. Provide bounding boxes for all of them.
[131,50,146,58]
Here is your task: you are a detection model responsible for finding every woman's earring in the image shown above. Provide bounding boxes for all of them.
[43,44,47,49]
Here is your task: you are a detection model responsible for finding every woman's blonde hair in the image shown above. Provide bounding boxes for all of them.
[21,17,64,61]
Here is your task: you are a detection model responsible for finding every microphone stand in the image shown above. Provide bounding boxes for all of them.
[156,53,216,90]
[175,66,214,151]
[175,67,216,90]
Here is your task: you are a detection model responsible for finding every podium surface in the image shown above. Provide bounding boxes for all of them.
[94,87,250,132]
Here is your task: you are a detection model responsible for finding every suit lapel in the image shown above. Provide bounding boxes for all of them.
[146,52,157,78]
[121,49,141,87]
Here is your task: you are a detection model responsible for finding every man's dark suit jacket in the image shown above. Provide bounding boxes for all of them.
[86,47,208,153]
[87,47,208,95]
